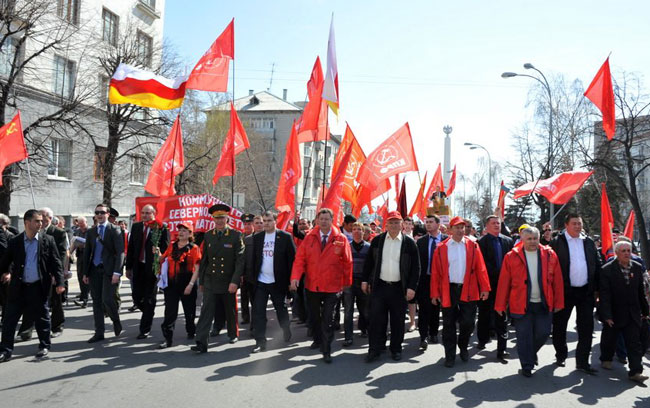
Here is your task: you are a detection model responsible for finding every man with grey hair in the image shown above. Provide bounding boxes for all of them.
[598,240,649,384]
[495,226,564,377]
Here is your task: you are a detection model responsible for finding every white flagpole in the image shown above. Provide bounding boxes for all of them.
[25,156,36,209]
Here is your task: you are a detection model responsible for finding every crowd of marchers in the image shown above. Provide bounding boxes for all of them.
[0,205,648,385]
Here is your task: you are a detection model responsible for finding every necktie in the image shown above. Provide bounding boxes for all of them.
[218,230,223,239]
[93,225,105,266]
[139,226,149,263]
[428,236,435,275]
[321,234,328,250]
[493,236,502,271]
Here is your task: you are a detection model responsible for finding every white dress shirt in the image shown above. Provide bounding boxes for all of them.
[380,232,402,282]
[564,231,588,287]
[447,237,467,284]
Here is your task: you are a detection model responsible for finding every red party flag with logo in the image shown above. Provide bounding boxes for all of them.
[584,57,615,140]
[513,171,593,204]
[0,112,27,186]
[331,124,366,205]
[275,120,302,213]
[145,115,185,196]
[186,19,234,92]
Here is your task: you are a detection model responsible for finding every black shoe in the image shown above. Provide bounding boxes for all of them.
[359,331,368,338]
[459,349,469,362]
[16,332,32,342]
[322,352,332,363]
[283,328,292,343]
[229,337,238,344]
[187,333,195,340]
[87,335,105,343]
[577,365,598,375]
[309,341,321,350]
[497,351,510,363]
[158,341,172,349]
[0,352,11,363]
[114,321,123,337]
[391,352,402,361]
[342,339,353,347]
[365,352,380,363]
[74,300,87,308]
[555,359,566,367]
[419,340,428,351]
[128,305,137,312]
[35,349,49,359]
[191,344,207,354]
[476,342,486,350]
[428,335,438,344]
[519,368,533,378]
[252,344,266,353]
[51,330,63,338]
[136,333,148,340]
[444,358,455,368]
[210,329,219,337]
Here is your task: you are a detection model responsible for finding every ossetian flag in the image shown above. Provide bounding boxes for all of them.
[109,63,187,110]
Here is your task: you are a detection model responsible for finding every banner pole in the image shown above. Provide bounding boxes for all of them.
[25,156,37,209]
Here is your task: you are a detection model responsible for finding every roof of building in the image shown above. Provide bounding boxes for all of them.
[205,90,303,112]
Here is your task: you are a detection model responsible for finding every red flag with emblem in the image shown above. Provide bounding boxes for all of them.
[601,183,614,260]
[145,115,185,196]
[584,57,615,140]
[331,124,366,205]
[187,19,234,92]
[275,121,302,213]
[0,112,27,186]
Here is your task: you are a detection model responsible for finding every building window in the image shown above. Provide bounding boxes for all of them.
[57,0,80,25]
[0,37,19,78]
[140,0,156,9]
[93,146,107,181]
[249,118,275,130]
[48,139,72,179]
[130,155,146,184]
[102,8,119,46]
[136,30,153,67]
[53,56,75,99]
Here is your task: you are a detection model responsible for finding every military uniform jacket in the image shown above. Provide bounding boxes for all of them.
[199,227,245,294]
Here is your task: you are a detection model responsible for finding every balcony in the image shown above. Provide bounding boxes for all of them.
[136,0,161,19]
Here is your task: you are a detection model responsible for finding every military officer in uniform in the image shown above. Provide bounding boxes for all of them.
[191,204,245,353]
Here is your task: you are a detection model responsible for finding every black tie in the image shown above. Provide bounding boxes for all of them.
[321,234,328,250]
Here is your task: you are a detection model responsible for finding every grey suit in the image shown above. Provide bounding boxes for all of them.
[82,222,125,336]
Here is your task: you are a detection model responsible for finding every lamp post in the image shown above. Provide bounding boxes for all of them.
[464,142,492,210]
[502,63,555,227]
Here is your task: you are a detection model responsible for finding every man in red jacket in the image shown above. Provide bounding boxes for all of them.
[431,216,490,367]
[495,226,564,377]
[290,208,353,363]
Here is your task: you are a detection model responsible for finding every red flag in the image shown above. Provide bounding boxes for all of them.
[145,115,185,196]
[496,181,510,219]
[186,19,234,92]
[275,120,302,213]
[376,199,388,229]
[276,210,294,231]
[321,144,354,218]
[396,178,407,218]
[297,58,329,143]
[425,163,444,200]
[352,178,391,217]
[212,102,249,185]
[446,165,457,196]
[513,171,593,204]
[356,123,418,191]
[584,57,615,140]
[623,210,635,240]
[409,172,428,219]
[600,183,614,260]
[0,112,27,186]
[393,175,401,205]
[331,124,365,205]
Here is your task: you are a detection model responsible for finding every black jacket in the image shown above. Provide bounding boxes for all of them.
[83,222,126,277]
[45,224,68,263]
[125,221,169,271]
[599,259,649,327]
[477,233,514,287]
[247,229,296,290]
[362,232,420,294]
[550,231,601,293]
[0,231,63,301]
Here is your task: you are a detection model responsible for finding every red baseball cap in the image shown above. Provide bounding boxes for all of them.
[177,221,194,233]
[386,211,403,221]
[449,216,466,227]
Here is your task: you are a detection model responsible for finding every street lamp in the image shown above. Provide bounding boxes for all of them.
[501,63,555,227]
[464,142,492,210]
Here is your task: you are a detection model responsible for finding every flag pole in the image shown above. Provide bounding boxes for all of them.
[231,54,236,207]
[25,156,36,209]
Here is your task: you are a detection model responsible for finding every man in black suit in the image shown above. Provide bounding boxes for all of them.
[477,215,514,361]
[248,211,296,352]
[82,203,125,343]
[598,240,649,384]
[125,204,169,339]
[0,209,64,362]
[362,211,420,362]
[550,213,601,374]
[415,212,447,350]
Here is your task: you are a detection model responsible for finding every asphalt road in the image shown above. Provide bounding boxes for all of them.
[1,278,648,408]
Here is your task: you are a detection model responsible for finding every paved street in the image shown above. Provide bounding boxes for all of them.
[1,278,648,408]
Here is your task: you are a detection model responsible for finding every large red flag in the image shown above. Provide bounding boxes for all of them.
[0,112,27,186]
[600,183,614,260]
[409,172,428,219]
[623,210,635,240]
[321,144,354,219]
[425,163,444,200]
[513,170,593,204]
[352,178,391,217]
[356,123,418,191]
[145,115,184,196]
[446,165,457,196]
[496,181,510,219]
[275,121,302,213]
[396,178,407,218]
[297,58,329,143]
[212,102,249,185]
[186,19,234,92]
[584,57,615,140]
[330,124,366,204]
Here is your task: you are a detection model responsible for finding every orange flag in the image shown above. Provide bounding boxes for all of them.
[297,58,329,143]
[584,57,615,140]
[275,121,302,213]
[425,163,444,201]
[446,165,457,196]
[409,172,428,219]
[321,144,354,219]
[356,123,418,191]
[0,112,27,186]
[623,210,635,240]
[187,19,234,92]
[212,102,249,185]
[145,115,184,196]
[330,124,366,204]
[600,183,614,260]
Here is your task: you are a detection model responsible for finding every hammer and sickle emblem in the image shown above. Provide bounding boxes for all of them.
[373,146,397,167]
[5,122,17,135]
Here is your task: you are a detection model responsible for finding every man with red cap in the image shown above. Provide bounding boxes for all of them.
[432,216,490,367]
[362,211,420,362]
